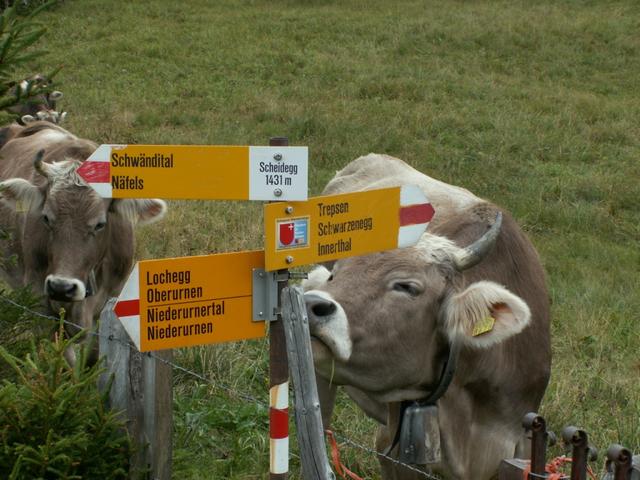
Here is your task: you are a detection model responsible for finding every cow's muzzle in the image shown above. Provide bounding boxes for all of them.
[45,275,86,302]
[304,290,352,362]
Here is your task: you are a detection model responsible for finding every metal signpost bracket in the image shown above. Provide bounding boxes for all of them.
[253,268,280,321]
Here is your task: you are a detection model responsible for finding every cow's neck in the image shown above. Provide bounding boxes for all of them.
[384,340,460,457]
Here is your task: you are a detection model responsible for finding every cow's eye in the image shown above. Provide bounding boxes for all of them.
[327,274,333,282]
[94,221,106,232]
[42,214,51,227]
[392,281,422,296]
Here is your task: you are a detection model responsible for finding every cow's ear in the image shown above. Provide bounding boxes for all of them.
[443,280,530,348]
[302,265,332,291]
[0,178,43,213]
[111,199,167,225]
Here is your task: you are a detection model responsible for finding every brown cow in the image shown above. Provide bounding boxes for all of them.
[1,74,67,148]
[0,122,166,363]
[304,154,551,479]
[6,74,66,124]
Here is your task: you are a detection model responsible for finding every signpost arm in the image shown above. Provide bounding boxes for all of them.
[269,137,290,480]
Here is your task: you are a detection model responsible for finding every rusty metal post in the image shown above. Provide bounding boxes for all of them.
[607,445,633,480]
[562,426,595,480]
[523,413,548,479]
[269,136,290,480]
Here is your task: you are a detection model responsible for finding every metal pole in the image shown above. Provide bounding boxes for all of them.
[607,445,633,480]
[562,426,592,480]
[269,136,290,479]
[523,413,548,479]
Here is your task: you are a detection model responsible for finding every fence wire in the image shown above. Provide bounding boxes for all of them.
[0,294,441,479]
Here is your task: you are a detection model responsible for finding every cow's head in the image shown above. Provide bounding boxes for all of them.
[0,151,166,332]
[303,214,531,404]
[6,74,66,125]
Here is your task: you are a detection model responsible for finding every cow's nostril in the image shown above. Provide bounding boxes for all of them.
[46,277,80,301]
[312,300,336,317]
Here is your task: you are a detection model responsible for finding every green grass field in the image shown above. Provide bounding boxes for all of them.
[19,0,640,477]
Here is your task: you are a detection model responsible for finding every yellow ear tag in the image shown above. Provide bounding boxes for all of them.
[472,316,495,337]
[16,200,28,213]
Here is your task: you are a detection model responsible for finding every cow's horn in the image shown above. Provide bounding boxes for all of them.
[33,150,51,178]
[453,211,502,271]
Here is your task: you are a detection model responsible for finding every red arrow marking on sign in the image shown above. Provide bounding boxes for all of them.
[114,299,140,318]
[400,203,435,226]
[77,161,110,183]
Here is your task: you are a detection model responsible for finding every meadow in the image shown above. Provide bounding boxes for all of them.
[20,0,640,477]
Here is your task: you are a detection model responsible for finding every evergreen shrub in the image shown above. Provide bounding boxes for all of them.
[0,1,59,124]
[0,322,131,480]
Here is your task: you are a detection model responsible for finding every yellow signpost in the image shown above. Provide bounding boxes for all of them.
[78,144,308,201]
[115,250,267,351]
[101,138,435,479]
[264,186,434,271]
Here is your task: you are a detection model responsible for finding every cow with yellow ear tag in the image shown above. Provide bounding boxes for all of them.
[304,154,550,480]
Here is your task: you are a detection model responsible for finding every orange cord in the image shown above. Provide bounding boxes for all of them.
[522,456,597,480]
[326,429,365,480]
[326,432,599,480]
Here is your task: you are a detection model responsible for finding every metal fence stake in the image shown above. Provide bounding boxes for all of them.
[562,426,596,480]
[607,445,633,480]
[523,413,549,479]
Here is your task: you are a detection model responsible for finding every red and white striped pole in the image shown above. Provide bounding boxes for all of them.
[269,137,289,479]
[269,365,289,477]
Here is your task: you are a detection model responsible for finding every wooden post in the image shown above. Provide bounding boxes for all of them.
[98,298,173,480]
[281,286,335,480]
[269,136,290,479]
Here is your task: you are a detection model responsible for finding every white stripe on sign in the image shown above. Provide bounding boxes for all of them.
[120,264,139,301]
[90,183,112,198]
[398,223,430,248]
[400,184,426,206]
[119,315,141,349]
[86,144,114,162]
[113,264,141,350]
[397,185,434,247]
[270,437,289,474]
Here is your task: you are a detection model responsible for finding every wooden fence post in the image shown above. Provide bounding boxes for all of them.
[281,286,335,480]
[98,298,173,480]
[269,136,291,479]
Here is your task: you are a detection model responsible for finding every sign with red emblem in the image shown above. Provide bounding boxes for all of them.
[277,217,309,249]
[264,186,434,271]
